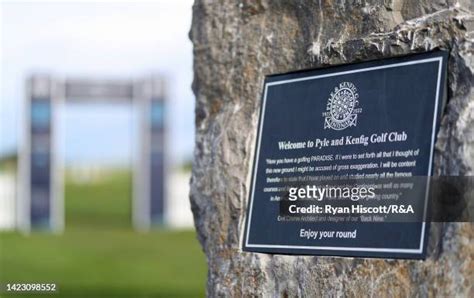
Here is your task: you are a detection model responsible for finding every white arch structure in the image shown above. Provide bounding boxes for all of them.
[18,74,167,233]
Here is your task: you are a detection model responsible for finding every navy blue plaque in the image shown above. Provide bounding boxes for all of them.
[242,51,447,259]
[30,98,52,229]
[150,99,165,224]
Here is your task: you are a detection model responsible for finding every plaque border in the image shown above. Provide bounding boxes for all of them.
[243,51,447,257]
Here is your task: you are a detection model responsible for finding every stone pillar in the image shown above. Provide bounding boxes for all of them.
[190,1,473,296]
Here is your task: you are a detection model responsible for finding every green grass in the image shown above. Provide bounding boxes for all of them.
[65,170,133,229]
[0,170,207,297]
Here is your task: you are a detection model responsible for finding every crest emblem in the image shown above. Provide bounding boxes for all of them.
[323,82,361,130]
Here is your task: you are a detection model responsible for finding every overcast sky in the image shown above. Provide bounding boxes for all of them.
[0,0,195,166]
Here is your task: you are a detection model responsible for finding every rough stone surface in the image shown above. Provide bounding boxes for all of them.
[190,1,473,296]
